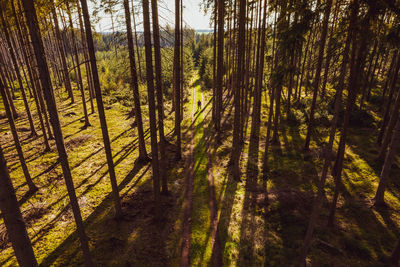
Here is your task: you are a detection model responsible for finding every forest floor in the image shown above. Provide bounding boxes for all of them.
[1,72,400,266]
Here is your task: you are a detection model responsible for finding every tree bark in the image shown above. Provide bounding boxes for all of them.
[0,145,38,267]
[151,0,168,193]
[174,0,182,159]
[142,0,161,219]
[22,0,95,265]
[0,7,36,137]
[51,3,74,103]
[80,0,123,219]
[303,0,333,151]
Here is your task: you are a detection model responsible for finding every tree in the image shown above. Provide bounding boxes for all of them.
[229,0,246,180]
[142,0,161,219]
[80,0,123,219]
[374,116,400,206]
[0,77,37,192]
[303,0,333,151]
[51,2,75,103]
[122,0,149,163]
[0,6,36,137]
[21,0,93,265]
[174,0,182,159]
[215,0,224,134]
[151,0,168,194]
[0,144,38,267]
[66,2,90,128]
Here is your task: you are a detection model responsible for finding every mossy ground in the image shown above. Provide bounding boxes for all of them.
[0,67,399,266]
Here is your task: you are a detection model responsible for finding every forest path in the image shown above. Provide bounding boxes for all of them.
[180,73,223,266]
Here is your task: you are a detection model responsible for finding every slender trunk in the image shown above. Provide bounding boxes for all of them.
[1,9,37,137]
[330,1,374,226]
[303,0,333,151]
[216,0,224,133]
[374,116,400,206]
[131,0,142,81]
[0,78,37,192]
[66,3,90,127]
[151,0,168,193]
[0,145,38,267]
[77,1,95,114]
[22,1,94,265]
[229,0,246,180]
[299,1,356,262]
[377,51,399,144]
[142,0,161,219]
[174,0,182,159]
[51,3,74,102]
[80,0,123,219]
[123,0,149,162]
[250,0,267,139]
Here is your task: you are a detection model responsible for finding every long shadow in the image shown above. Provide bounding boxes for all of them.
[38,160,149,267]
[238,128,261,266]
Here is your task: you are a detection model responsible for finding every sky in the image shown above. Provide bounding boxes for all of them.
[89,0,212,32]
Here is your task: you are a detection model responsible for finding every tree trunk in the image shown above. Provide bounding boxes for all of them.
[299,1,356,261]
[11,0,50,151]
[215,0,224,134]
[0,77,37,192]
[303,0,333,151]
[229,0,246,180]
[0,144,38,267]
[66,2,90,128]
[51,3,74,103]
[22,1,94,265]
[151,0,168,194]
[80,0,123,219]
[142,0,161,219]
[123,0,149,163]
[0,8,37,137]
[374,115,400,206]
[174,0,182,159]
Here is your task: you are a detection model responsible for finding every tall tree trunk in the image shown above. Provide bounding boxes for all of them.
[51,3,74,103]
[250,0,267,139]
[66,2,90,128]
[0,8,37,137]
[21,1,93,265]
[299,1,356,262]
[0,144,38,267]
[151,0,168,193]
[131,0,143,81]
[80,0,123,219]
[330,1,374,226]
[174,0,182,159]
[377,53,400,160]
[142,0,161,219]
[375,115,400,206]
[0,77,37,192]
[229,0,246,180]
[271,0,288,145]
[215,0,224,134]
[11,0,49,151]
[76,1,95,114]
[0,62,18,118]
[123,0,149,163]
[303,0,333,151]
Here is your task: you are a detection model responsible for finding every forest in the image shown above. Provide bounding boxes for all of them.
[0,0,400,266]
